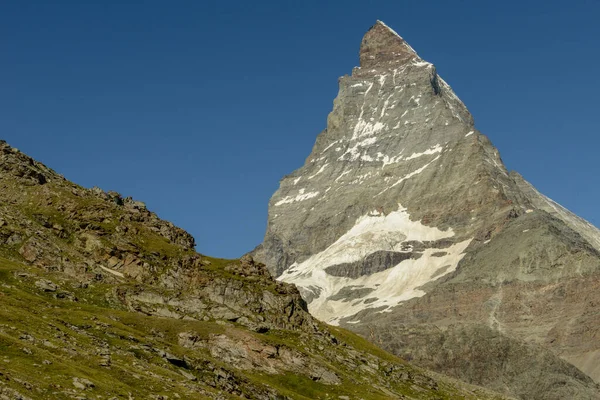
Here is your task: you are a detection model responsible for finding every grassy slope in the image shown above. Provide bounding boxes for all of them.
[0,256,510,400]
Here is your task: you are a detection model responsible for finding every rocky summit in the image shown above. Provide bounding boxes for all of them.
[0,140,513,399]
[254,21,600,400]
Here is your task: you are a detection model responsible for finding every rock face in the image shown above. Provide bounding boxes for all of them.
[0,140,508,399]
[255,21,600,399]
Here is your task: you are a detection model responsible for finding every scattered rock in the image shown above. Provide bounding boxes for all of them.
[72,377,94,390]
[180,370,197,381]
[35,279,57,292]
[5,233,22,246]
[19,239,43,262]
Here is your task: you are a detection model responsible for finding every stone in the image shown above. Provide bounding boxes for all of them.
[19,239,44,263]
[6,233,23,246]
[180,370,197,381]
[72,377,94,390]
[78,233,104,253]
[35,280,57,292]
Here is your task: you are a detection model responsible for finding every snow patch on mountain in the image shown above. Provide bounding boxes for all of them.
[278,204,471,324]
[377,155,441,196]
[404,144,443,160]
[308,163,329,179]
[274,189,320,206]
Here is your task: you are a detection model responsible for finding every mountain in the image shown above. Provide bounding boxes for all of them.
[254,21,600,400]
[0,140,512,399]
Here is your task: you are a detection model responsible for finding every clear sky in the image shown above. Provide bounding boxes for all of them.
[2,1,599,258]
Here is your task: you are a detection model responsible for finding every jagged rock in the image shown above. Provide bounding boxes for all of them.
[6,233,23,246]
[34,279,57,292]
[255,20,600,400]
[180,370,197,381]
[224,255,269,278]
[19,333,34,342]
[77,233,104,253]
[97,347,111,367]
[0,387,34,400]
[72,377,94,390]
[19,240,42,263]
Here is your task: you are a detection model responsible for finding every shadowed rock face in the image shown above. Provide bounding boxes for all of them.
[255,21,600,399]
[325,250,421,278]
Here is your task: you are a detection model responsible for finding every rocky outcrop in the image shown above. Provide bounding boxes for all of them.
[179,331,341,384]
[0,141,54,185]
[116,255,316,333]
[255,21,600,399]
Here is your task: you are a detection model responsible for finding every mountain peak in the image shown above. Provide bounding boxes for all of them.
[374,20,402,38]
[359,20,420,69]
[257,20,600,399]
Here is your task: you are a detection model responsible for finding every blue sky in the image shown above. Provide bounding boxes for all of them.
[2,1,599,258]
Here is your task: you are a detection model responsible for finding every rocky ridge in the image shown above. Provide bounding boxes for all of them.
[0,140,509,399]
[254,21,600,400]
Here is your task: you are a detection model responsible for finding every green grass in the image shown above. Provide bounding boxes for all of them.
[131,224,189,259]
[328,324,405,364]
[0,258,199,398]
[249,372,395,400]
